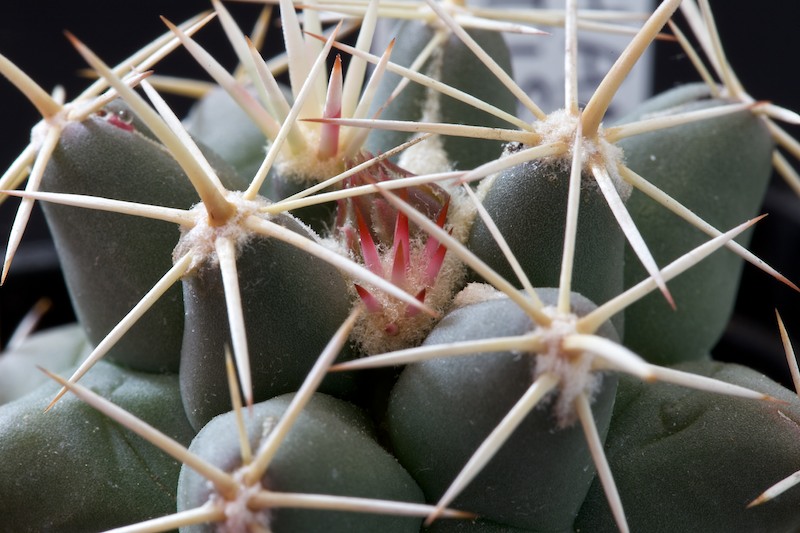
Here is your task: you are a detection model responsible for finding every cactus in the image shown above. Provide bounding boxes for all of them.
[1,1,800,532]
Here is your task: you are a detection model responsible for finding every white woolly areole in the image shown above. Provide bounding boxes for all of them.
[398,131,452,176]
[533,109,630,200]
[439,176,477,243]
[29,119,52,151]
[534,307,600,427]
[271,124,346,186]
[204,415,278,532]
[29,103,76,151]
[337,182,476,355]
[477,110,631,202]
[209,471,270,533]
[172,192,274,272]
[349,232,468,355]
[451,282,506,308]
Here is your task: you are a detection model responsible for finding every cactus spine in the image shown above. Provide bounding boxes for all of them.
[1,1,800,532]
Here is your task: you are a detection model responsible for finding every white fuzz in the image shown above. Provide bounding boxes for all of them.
[534,110,583,156]
[29,120,51,151]
[451,282,506,309]
[535,110,627,196]
[534,307,600,427]
[476,110,630,201]
[397,130,451,176]
[271,125,346,186]
[474,166,497,203]
[173,191,273,272]
[28,103,75,151]
[350,235,467,355]
[340,180,475,355]
[440,181,478,244]
[213,472,270,533]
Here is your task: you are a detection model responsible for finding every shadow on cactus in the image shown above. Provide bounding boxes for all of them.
[3,13,445,423]
[2,0,800,532]
[295,0,800,530]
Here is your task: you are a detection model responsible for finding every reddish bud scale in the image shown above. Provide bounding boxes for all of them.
[334,157,457,349]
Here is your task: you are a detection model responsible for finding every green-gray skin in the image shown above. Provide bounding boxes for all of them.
[40,101,248,373]
[183,84,337,231]
[466,154,626,335]
[365,20,517,170]
[387,289,618,531]
[0,358,196,532]
[178,393,425,532]
[0,323,89,405]
[262,164,339,233]
[179,213,359,431]
[183,85,268,184]
[617,83,774,365]
[575,360,800,532]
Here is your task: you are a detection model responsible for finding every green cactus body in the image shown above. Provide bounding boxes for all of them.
[2,2,800,532]
[0,323,89,405]
[181,83,329,227]
[0,359,195,532]
[39,103,247,372]
[180,74,337,231]
[575,360,800,532]
[387,288,618,531]
[466,150,626,334]
[183,85,269,183]
[177,393,425,532]
[365,19,517,172]
[264,166,342,232]
[177,209,358,430]
[618,83,775,364]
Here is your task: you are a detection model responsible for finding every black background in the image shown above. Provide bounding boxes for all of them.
[1,1,798,384]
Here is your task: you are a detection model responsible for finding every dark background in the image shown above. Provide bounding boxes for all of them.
[0,0,272,343]
[651,2,800,385]
[1,1,798,384]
